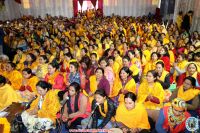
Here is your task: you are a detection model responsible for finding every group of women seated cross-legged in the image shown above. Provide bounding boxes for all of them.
[1,13,200,133]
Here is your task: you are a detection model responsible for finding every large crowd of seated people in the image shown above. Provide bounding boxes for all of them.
[0,9,200,133]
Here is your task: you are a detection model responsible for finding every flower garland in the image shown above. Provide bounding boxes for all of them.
[0,118,10,133]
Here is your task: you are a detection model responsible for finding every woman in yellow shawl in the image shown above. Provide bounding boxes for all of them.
[108,56,120,79]
[155,61,170,89]
[134,47,147,67]
[115,92,150,133]
[142,43,151,62]
[21,81,61,132]
[170,76,200,118]
[143,52,159,77]
[122,56,140,83]
[34,55,48,80]
[127,50,142,75]
[4,62,22,90]
[22,53,38,71]
[19,68,39,100]
[138,70,165,121]
[177,62,200,89]
[171,53,188,81]
[111,67,136,104]
[0,75,22,110]
[12,48,26,70]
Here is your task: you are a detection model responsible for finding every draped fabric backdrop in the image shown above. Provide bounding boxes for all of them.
[173,0,200,32]
[103,0,156,17]
[0,0,157,21]
[0,0,73,21]
[0,0,22,20]
[74,0,102,16]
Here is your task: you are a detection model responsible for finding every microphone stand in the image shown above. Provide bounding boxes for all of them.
[85,104,99,129]
[58,99,68,133]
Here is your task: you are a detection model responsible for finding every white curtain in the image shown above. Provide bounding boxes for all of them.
[173,0,200,32]
[103,0,157,17]
[0,0,23,21]
[0,0,73,21]
[25,0,73,18]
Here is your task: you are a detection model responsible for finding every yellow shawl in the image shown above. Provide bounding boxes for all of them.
[82,75,97,103]
[143,60,157,75]
[45,71,59,86]
[115,103,150,129]
[36,64,48,79]
[158,70,169,82]
[0,84,22,110]
[143,50,151,61]
[169,50,175,65]
[137,81,165,110]
[21,76,39,93]
[28,90,61,123]
[129,64,140,76]
[178,86,200,101]
[89,75,98,94]
[111,77,136,102]
[173,60,188,78]
[112,62,120,79]
[4,70,23,90]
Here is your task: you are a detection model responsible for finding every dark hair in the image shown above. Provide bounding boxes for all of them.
[7,62,16,69]
[36,81,52,91]
[123,55,131,61]
[80,56,91,69]
[151,52,160,59]
[33,49,40,55]
[88,44,95,49]
[161,46,169,57]
[81,48,88,54]
[22,68,32,74]
[188,52,195,61]
[195,52,200,57]
[124,92,137,102]
[98,56,108,66]
[134,47,143,59]
[28,53,36,62]
[188,10,193,14]
[94,89,107,98]
[147,70,158,81]
[69,82,81,93]
[95,67,104,75]
[119,66,133,79]
[90,52,97,58]
[49,60,59,70]
[128,50,135,55]
[0,75,6,85]
[178,53,186,59]
[40,55,48,63]
[178,11,183,15]
[184,76,196,87]
[156,61,165,68]
[17,47,23,52]
[64,53,73,59]
[69,61,79,71]
[114,49,120,55]
[108,56,115,61]
[187,63,197,71]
